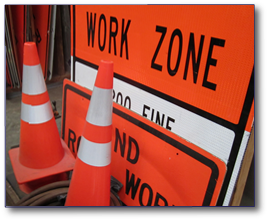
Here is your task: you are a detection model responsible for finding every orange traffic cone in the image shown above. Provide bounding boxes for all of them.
[65,60,113,206]
[8,42,75,194]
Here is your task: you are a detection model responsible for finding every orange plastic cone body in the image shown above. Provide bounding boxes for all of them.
[65,60,113,206]
[8,42,75,193]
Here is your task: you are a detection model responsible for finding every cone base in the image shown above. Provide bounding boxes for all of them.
[9,139,75,185]
[18,172,68,194]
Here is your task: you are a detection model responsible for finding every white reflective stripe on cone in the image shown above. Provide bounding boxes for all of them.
[22,64,47,95]
[86,87,113,127]
[21,101,54,124]
[77,136,111,167]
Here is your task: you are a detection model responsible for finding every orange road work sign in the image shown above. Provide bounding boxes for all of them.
[61,79,226,206]
[70,5,254,205]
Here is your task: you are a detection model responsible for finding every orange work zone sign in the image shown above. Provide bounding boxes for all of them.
[70,5,254,206]
[71,5,253,126]
[61,79,226,206]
